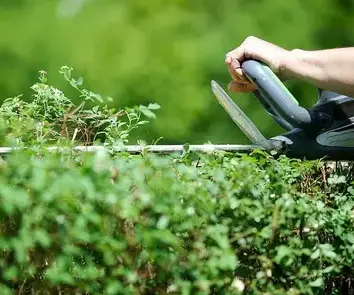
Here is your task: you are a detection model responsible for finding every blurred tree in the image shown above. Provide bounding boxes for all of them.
[0,0,353,144]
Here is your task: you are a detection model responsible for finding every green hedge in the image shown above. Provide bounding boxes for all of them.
[1,149,354,295]
[1,68,354,294]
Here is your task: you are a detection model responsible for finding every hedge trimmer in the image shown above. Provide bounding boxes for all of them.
[219,60,354,160]
[210,60,354,160]
[1,59,354,160]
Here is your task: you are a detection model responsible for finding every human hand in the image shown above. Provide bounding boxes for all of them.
[225,36,292,93]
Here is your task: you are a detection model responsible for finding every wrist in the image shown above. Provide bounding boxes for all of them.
[279,49,307,80]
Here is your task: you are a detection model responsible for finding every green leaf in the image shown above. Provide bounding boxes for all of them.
[322,266,335,273]
[92,105,99,113]
[148,103,161,110]
[274,245,292,263]
[139,106,156,119]
[0,284,13,295]
[34,229,51,247]
[106,281,123,295]
[217,251,237,270]
[319,244,337,259]
[310,249,320,260]
[3,266,18,281]
[76,77,84,86]
[309,277,323,288]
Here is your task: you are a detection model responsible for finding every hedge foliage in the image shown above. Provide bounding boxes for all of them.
[1,68,354,295]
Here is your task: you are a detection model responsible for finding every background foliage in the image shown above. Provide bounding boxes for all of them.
[1,17,354,292]
[1,0,354,145]
[2,2,354,294]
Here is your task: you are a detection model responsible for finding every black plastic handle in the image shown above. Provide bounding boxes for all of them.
[241,60,313,129]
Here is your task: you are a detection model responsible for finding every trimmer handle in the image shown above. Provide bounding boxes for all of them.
[241,60,315,129]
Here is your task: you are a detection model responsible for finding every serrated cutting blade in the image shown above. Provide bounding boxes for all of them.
[211,80,274,150]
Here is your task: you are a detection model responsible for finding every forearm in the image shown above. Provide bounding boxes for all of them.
[284,48,354,97]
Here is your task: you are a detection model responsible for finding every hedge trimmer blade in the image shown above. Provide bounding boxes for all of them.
[211,80,274,150]
[0,144,259,155]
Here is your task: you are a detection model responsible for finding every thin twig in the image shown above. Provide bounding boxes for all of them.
[18,279,26,294]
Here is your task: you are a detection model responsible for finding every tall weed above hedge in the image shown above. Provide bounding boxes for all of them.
[0,67,159,147]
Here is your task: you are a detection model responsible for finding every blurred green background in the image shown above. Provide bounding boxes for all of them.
[1,0,354,145]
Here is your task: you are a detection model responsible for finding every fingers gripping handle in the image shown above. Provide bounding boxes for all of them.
[241,60,312,128]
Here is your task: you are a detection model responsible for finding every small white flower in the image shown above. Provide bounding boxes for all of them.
[230,198,238,209]
[56,215,66,224]
[106,194,117,204]
[231,278,245,292]
[157,216,169,229]
[256,271,265,279]
[284,199,293,207]
[238,238,246,246]
[187,207,195,216]
[167,284,177,293]
[140,193,151,205]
